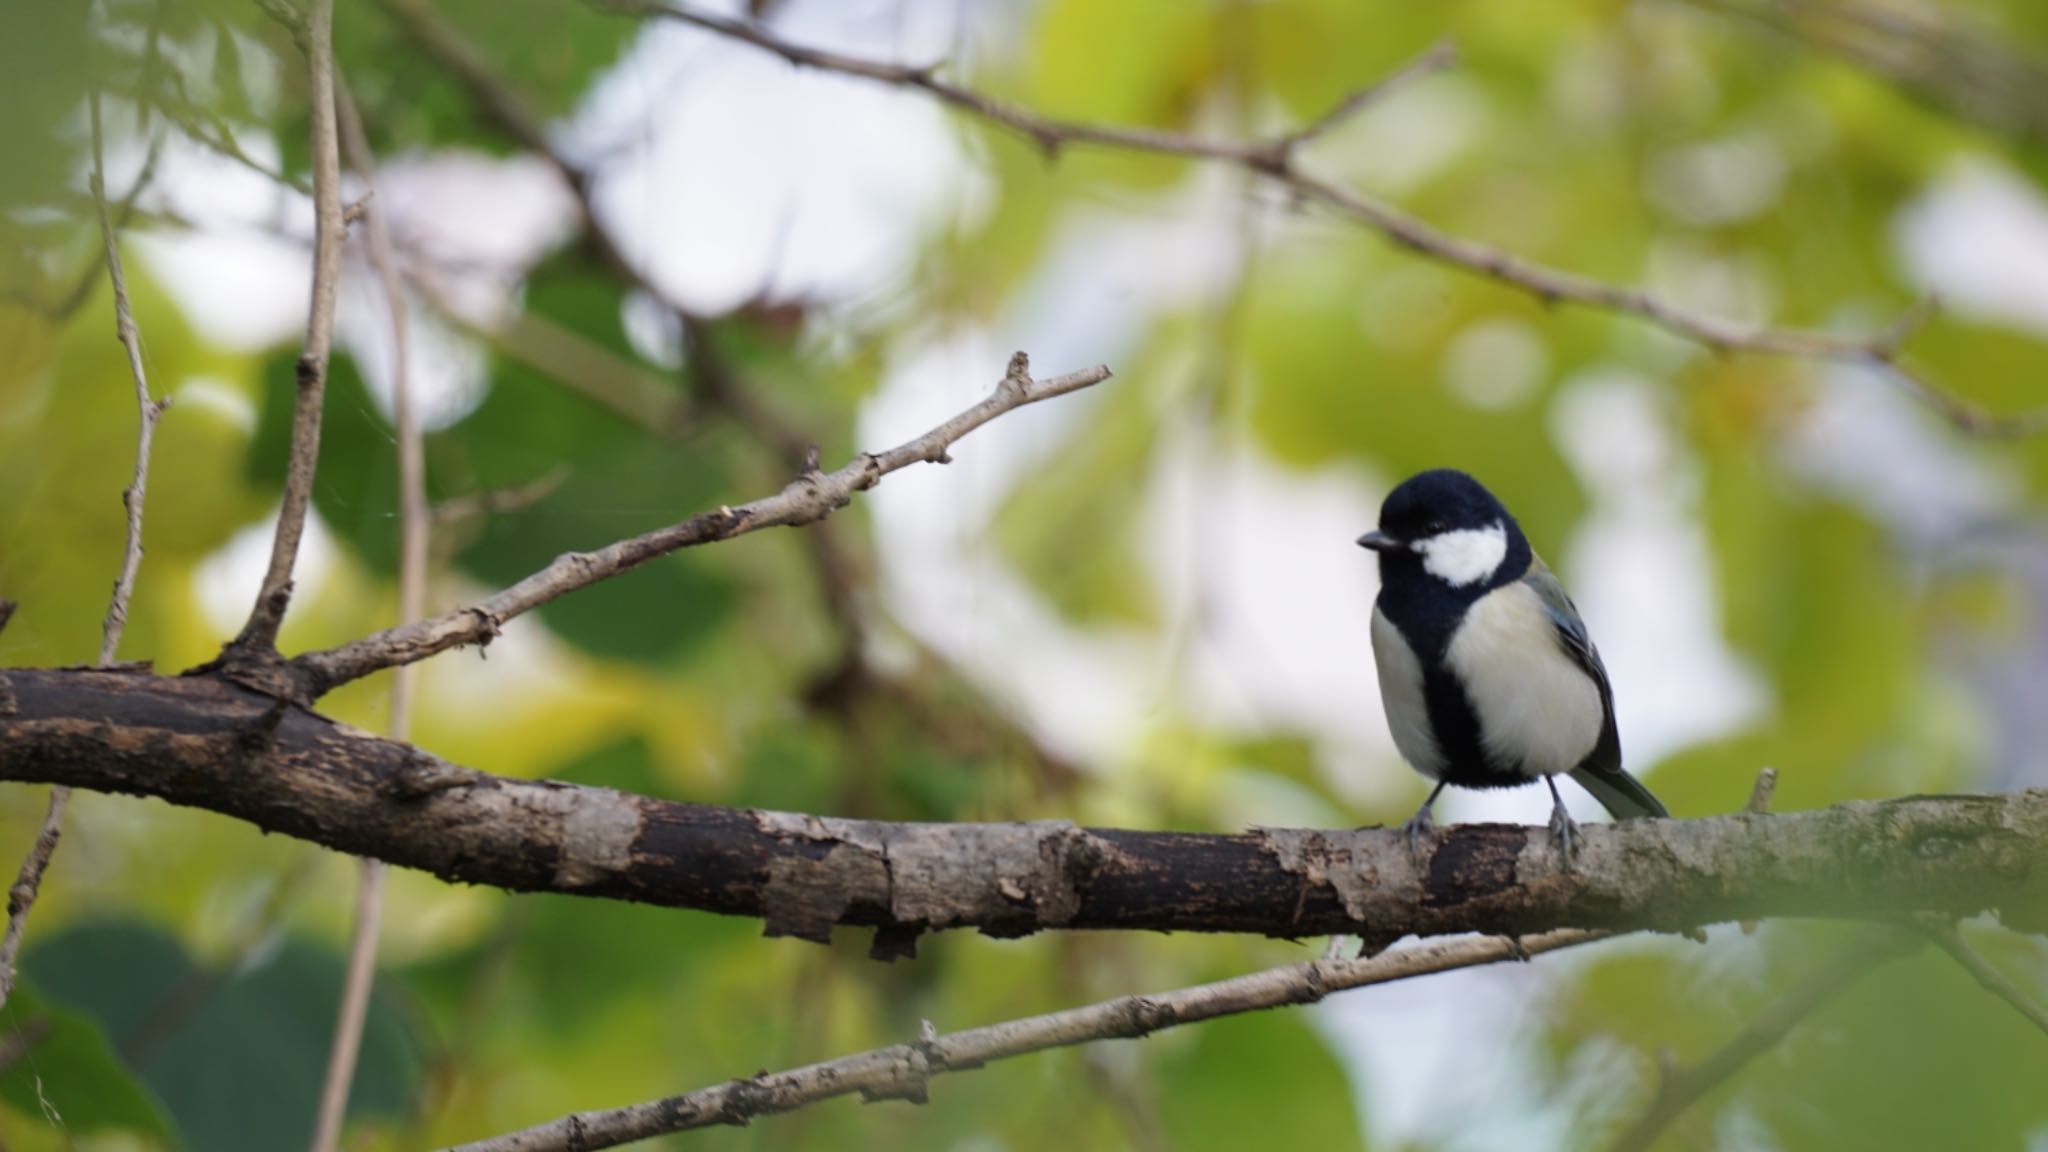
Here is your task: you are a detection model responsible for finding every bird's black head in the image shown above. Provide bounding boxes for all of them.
[1358,469,1531,596]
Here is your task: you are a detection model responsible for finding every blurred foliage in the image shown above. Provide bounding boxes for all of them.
[4,0,2048,1149]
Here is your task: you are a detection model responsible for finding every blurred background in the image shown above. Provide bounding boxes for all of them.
[4,0,2048,1148]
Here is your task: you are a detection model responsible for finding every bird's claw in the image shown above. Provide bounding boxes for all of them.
[1400,806,1437,863]
[1547,803,1580,866]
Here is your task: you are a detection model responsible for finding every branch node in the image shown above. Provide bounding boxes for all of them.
[470,607,503,652]
[390,753,480,800]
[1870,295,1940,361]
[234,697,291,766]
[1745,767,1778,816]
[1738,767,1778,935]
[998,351,1033,401]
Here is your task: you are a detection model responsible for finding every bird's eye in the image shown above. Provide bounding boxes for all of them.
[1425,518,1448,535]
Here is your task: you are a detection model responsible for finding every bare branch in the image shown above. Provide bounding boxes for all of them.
[430,469,570,527]
[0,790,70,1015]
[308,859,385,1152]
[1606,929,1922,1152]
[443,928,1607,1152]
[1928,923,2048,1037]
[90,100,172,670]
[372,0,874,691]
[229,0,346,656]
[0,90,174,1017]
[588,0,2048,437]
[306,74,429,1152]
[285,354,1112,698]
[5,670,2048,945]
[1273,39,1460,155]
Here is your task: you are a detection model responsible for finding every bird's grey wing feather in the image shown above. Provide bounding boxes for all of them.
[1522,557,1668,820]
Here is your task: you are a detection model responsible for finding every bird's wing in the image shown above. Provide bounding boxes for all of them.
[1523,557,1668,819]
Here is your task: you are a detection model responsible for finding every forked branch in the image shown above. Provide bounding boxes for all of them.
[445,929,1606,1152]
[285,353,1110,698]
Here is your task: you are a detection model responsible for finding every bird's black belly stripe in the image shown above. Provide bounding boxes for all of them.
[1421,666,1528,788]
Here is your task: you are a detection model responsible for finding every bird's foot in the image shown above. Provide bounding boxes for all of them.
[1547,801,1580,866]
[1399,804,1437,864]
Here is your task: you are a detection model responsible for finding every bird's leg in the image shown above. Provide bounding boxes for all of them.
[1400,781,1447,861]
[1545,776,1579,863]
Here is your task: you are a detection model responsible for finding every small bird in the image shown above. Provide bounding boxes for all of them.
[1358,468,1667,857]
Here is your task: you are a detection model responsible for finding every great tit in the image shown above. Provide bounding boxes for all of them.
[1357,468,1667,858]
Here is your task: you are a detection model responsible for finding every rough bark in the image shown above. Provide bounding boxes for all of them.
[2,667,2043,951]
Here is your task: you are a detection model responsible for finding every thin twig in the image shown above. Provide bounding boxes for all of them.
[0,91,174,1017]
[431,468,570,526]
[308,860,384,1150]
[231,0,346,656]
[590,0,2048,437]
[304,74,427,1152]
[1744,767,1779,816]
[288,353,1110,696]
[372,0,871,665]
[1927,923,2048,1037]
[1605,929,1922,1152]
[92,104,172,669]
[443,928,1609,1152]
[0,793,70,1016]
[1275,39,1460,153]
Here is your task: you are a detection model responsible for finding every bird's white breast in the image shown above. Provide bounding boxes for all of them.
[1445,581,1604,777]
[1371,606,1444,778]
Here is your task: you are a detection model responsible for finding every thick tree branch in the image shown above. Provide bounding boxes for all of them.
[444,928,1607,1152]
[229,0,346,657]
[284,354,1111,699]
[592,0,2048,437]
[2,668,2045,947]
[1606,929,1922,1152]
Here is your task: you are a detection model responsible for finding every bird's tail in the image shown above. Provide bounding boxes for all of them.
[1570,765,1669,821]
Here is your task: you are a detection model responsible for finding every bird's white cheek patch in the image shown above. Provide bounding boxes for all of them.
[1416,522,1508,588]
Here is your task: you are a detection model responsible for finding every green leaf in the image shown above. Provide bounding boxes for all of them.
[329,0,636,161]
[249,350,409,575]
[0,982,179,1146]
[432,253,735,665]
[1156,1008,1364,1152]
[26,920,421,1152]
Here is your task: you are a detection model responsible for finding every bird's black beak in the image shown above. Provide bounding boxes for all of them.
[1356,530,1404,553]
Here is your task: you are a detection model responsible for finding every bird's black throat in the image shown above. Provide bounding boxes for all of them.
[1375,543,1538,789]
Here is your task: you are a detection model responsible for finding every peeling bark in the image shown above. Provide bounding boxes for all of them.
[2,668,2044,948]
